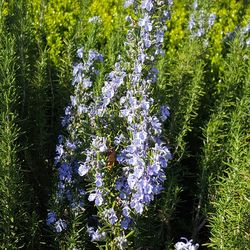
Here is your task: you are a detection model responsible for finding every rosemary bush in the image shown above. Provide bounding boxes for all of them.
[0,0,249,249]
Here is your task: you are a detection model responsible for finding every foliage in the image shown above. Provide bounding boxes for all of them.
[165,0,250,69]
[0,25,38,249]
[43,0,81,64]
[87,0,128,40]
[201,42,250,249]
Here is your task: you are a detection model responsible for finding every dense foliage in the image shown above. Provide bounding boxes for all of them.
[0,0,249,249]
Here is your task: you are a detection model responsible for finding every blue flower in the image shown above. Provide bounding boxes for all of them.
[141,0,153,12]
[66,140,77,151]
[95,172,103,187]
[55,144,64,164]
[82,78,92,88]
[208,13,216,28]
[46,211,57,225]
[242,23,250,34]
[87,226,107,242]
[168,0,173,6]
[88,50,100,61]
[138,14,152,32]
[188,14,196,31]
[121,217,131,230]
[103,208,118,225]
[124,0,134,8]
[73,63,84,77]
[88,16,102,23]
[246,38,250,46]
[92,136,107,152]
[78,163,90,176]
[174,237,199,250]
[54,219,67,233]
[160,105,170,121]
[127,173,137,189]
[130,199,144,214]
[142,32,152,48]
[58,162,72,182]
[193,0,198,10]
[122,206,131,217]
[155,30,164,44]
[88,189,103,206]
[163,10,171,21]
[77,48,83,59]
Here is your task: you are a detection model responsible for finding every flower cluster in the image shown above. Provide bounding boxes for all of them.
[48,0,172,248]
[224,23,250,47]
[47,45,104,232]
[188,1,216,41]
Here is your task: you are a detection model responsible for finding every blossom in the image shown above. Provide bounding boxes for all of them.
[102,208,118,225]
[92,136,107,152]
[124,0,134,8]
[141,0,153,12]
[58,162,72,182]
[54,219,67,233]
[193,0,198,10]
[138,13,152,32]
[77,48,83,58]
[115,236,128,249]
[87,226,107,242]
[55,144,64,164]
[78,163,89,176]
[155,30,165,43]
[188,14,195,31]
[46,211,57,225]
[246,38,250,46]
[175,238,199,250]
[121,217,131,230]
[95,172,103,187]
[160,105,170,121]
[208,13,216,28]
[88,16,102,23]
[88,189,104,206]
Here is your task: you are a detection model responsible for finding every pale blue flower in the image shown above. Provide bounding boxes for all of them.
[130,199,144,214]
[87,226,107,242]
[175,237,199,250]
[160,105,170,121]
[88,189,103,206]
[155,30,164,43]
[246,38,250,46]
[138,14,152,32]
[115,235,128,249]
[127,174,137,189]
[78,163,89,176]
[55,219,67,233]
[188,14,195,31]
[242,23,250,34]
[103,208,118,225]
[208,13,216,28]
[122,206,131,217]
[124,0,134,8]
[141,0,153,12]
[95,172,103,187]
[193,0,198,10]
[92,136,107,152]
[77,48,83,58]
[46,211,57,225]
[88,16,102,23]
